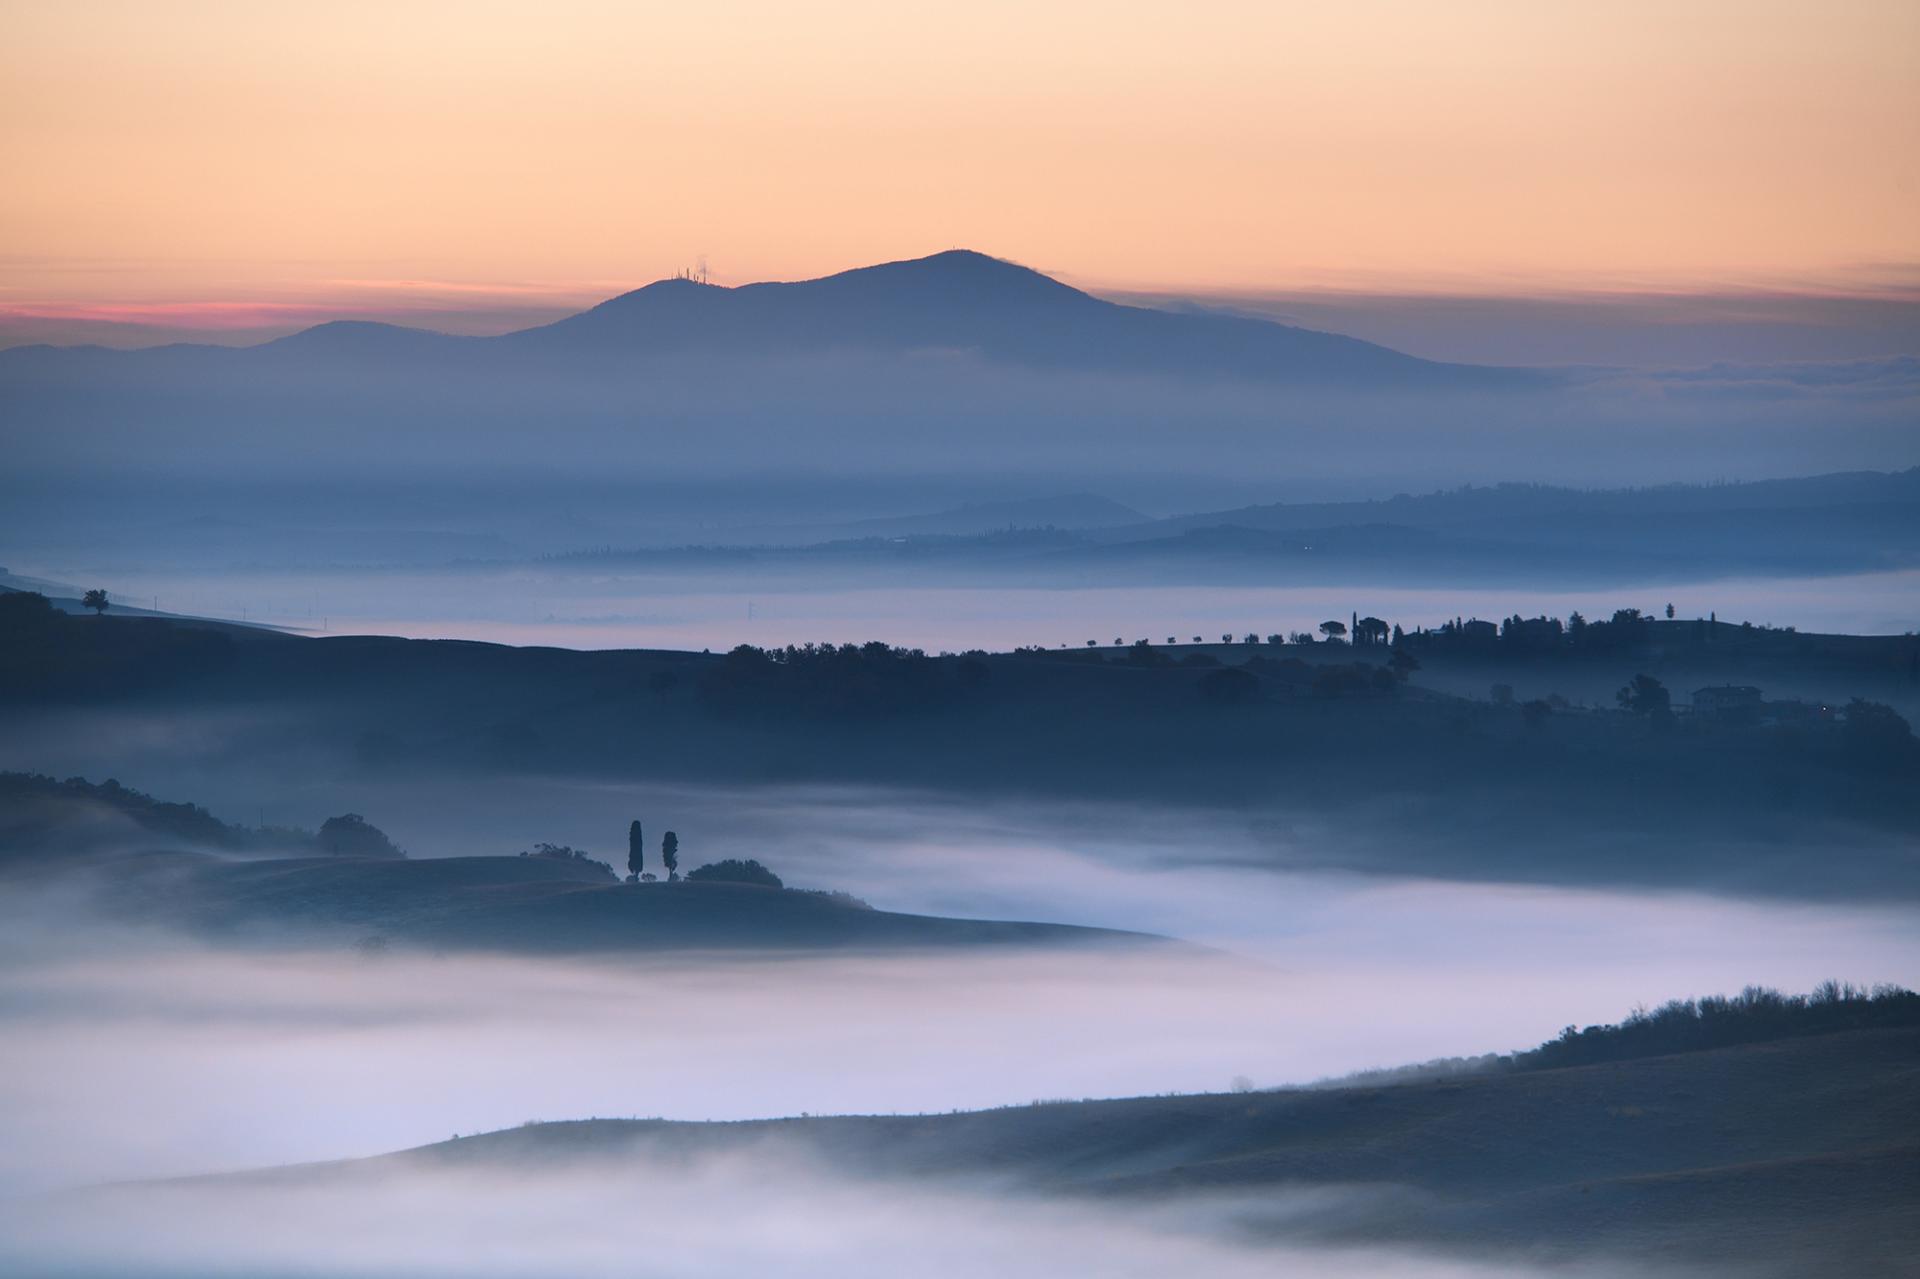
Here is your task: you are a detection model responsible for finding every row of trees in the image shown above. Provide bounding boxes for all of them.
[621,822,791,888]
[1517,983,1919,1072]
[1084,616,1394,650]
[626,820,679,882]
[1104,606,1720,658]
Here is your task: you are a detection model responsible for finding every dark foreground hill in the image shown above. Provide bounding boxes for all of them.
[6,589,1919,901]
[186,1025,1920,1276]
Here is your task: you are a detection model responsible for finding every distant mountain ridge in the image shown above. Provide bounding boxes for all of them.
[530,468,1920,583]
[507,250,1529,386]
[1,250,1533,390]
[1100,467,1920,542]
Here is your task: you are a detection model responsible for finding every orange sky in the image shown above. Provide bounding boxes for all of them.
[2,0,1916,332]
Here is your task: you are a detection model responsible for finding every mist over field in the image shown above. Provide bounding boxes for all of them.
[0,1160,1664,1279]
[2,861,1906,1276]
[2,794,1914,1196]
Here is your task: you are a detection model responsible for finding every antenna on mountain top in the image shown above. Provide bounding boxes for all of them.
[674,258,712,285]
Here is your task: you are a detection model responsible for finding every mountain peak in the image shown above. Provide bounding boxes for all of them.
[795,250,1091,307]
[491,248,1511,387]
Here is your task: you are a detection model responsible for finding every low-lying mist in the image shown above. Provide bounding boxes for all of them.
[2,827,1912,1199]
[0,1155,1665,1279]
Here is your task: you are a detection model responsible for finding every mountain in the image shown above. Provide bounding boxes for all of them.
[0,251,1532,390]
[504,250,1528,386]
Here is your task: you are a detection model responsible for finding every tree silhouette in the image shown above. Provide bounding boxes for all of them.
[661,830,679,881]
[1616,673,1671,718]
[1843,699,1916,762]
[627,819,644,880]
[81,589,108,616]
[317,813,404,858]
[1318,620,1347,642]
[1665,602,1676,619]
[1197,666,1258,704]
[686,858,783,889]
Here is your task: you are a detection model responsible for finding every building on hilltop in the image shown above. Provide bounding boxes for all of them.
[1461,619,1499,645]
[1692,685,1763,722]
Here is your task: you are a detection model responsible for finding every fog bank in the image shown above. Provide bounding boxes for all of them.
[0,1157,1659,1279]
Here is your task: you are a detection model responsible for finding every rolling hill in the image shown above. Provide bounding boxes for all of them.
[6,591,1919,901]
[152,1024,1920,1276]
[0,769,1164,955]
[85,849,1164,954]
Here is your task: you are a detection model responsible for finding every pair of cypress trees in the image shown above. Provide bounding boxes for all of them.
[627,820,678,880]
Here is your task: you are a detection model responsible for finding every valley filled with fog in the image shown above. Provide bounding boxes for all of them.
[6,483,1917,1278]
[3,774,1916,1194]
[5,3,1918,1271]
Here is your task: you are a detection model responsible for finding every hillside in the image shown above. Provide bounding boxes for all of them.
[80,849,1161,954]
[1105,468,1920,538]
[0,771,398,862]
[1064,468,1920,580]
[0,770,1161,954]
[5,597,1919,900]
[505,468,1920,587]
[195,1026,1920,1276]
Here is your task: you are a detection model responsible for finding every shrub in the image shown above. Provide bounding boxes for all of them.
[1196,666,1258,705]
[317,813,406,859]
[686,858,784,889]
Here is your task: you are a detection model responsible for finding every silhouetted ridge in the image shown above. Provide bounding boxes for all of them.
[0,249,1537,387]
[261,319,460,357]
[783,249,1096,308]
[498,249,1521,386]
